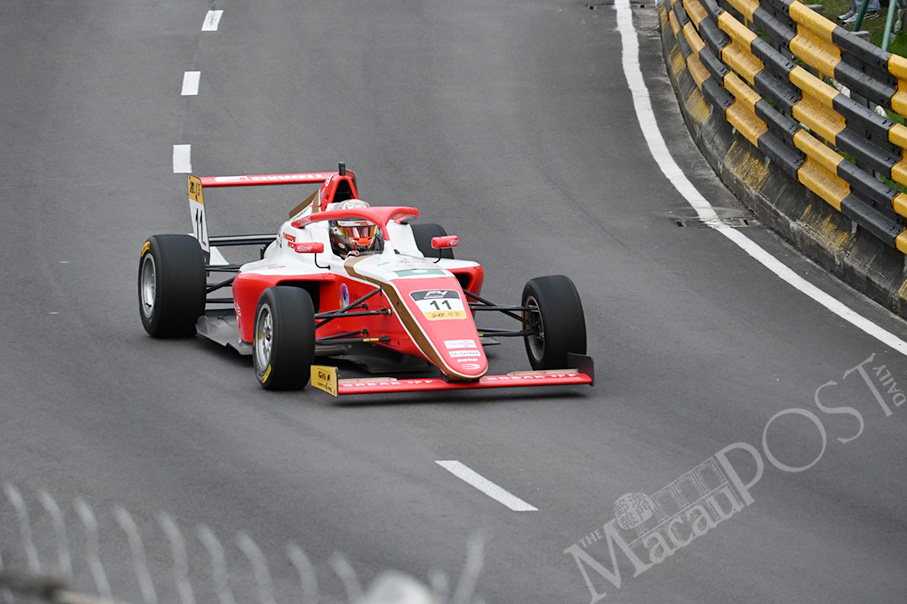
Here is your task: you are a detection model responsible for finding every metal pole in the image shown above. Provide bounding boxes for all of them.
[854,0,872,29]
[882,0,900,49]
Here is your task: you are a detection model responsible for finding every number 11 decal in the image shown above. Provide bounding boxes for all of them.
[429,300,453,310]
[411,290,466,320]
[194,207,208,247]
[187,174,210,257]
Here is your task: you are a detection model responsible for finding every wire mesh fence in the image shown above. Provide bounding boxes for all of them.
[0,483,484,604]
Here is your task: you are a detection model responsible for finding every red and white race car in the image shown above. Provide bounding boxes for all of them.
[138,165,592,396]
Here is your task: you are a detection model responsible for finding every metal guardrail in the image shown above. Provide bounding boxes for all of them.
[0,483,485,604]
[663,0,907,251]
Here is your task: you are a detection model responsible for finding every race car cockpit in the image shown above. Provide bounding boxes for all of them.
[326,199,384,257]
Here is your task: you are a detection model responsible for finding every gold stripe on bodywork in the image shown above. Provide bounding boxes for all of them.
[289,189,319,218]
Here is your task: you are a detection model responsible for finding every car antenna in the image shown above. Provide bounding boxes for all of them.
[338,162,346,176]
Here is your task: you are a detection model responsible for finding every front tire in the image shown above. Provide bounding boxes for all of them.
[138,234,206,338]
[253,286,316,390]
[522,275,587,370]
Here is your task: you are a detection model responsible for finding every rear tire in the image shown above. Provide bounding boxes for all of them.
[138,235,206,338]
[522,275,587,370]
[253,286,316,390]
[412,223,454,259]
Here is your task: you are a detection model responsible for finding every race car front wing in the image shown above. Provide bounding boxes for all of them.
[310,354,594,396]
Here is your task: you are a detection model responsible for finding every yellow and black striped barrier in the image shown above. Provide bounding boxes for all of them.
[663,0,907,251]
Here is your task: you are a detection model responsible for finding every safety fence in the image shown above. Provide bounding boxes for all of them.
[663,0,907,252]
[0,483,485,604]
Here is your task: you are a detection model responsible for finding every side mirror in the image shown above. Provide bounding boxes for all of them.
[292,242,324,254]
[431,235,459,249]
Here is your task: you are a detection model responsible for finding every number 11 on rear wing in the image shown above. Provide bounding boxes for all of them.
[187,174,209,262]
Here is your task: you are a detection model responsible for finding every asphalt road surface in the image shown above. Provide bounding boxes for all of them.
[2,1,906,602]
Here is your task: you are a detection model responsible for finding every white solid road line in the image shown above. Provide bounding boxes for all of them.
[437,460,538,512]
[202,10,224,32]
[615,0,907,356]
[172,144,192,174]
[181,71,201,96]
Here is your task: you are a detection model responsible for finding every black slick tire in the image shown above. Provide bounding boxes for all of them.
[522,275,587,370]
[253,286,316,390]
[138,234,206,338]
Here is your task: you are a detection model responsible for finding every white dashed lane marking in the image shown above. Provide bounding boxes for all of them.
[172,144,192,174]
[172,10,219,171]
[437,460,538,512]
[202,10,224,31]
[181,71,200,96]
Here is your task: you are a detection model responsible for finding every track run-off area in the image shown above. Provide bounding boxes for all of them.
[2,1,906,602]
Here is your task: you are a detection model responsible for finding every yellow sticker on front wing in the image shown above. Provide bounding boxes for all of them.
[311,365,339,397]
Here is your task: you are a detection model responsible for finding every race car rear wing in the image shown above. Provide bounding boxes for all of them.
[197,172,338,187]
[186,164,358,261]
[310,354,594,396]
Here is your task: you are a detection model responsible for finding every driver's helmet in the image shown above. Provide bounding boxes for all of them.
[327,199,382,256]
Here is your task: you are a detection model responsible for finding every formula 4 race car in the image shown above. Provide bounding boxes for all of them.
[138,165,593,396]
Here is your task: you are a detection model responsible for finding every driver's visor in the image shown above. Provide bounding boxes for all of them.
[336,220,376,240]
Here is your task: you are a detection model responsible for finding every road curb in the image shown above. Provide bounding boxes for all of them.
[658,2,907,318]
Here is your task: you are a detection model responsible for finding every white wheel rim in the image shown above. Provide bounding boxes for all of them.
[140,254,156,319]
